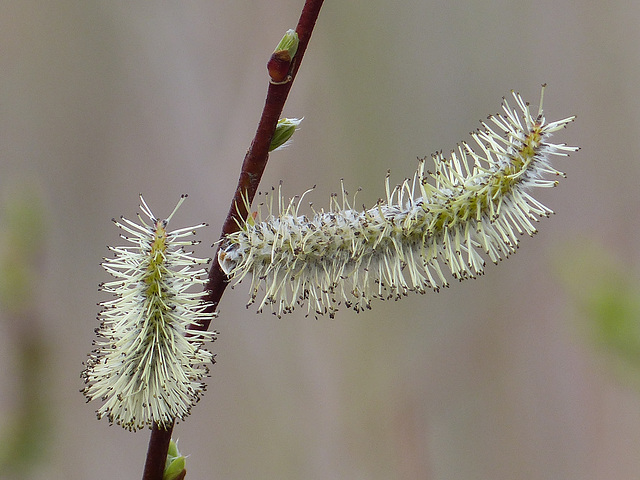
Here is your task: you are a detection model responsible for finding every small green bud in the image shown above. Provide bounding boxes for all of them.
[268,29,299,84]
[269,117,303,152]
[273,29,299,57]
[167,439,180,459]
[163,457,186,480]
[164,440,186,480]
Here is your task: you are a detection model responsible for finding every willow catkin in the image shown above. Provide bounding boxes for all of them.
[219,88,577,318]
[82,195,216,431]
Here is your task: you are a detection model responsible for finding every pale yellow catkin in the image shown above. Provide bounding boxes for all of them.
[219,88,577,318]
[82,195,216,431]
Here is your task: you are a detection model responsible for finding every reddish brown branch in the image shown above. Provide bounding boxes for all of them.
[142,423,173,480]
[142,1,324,479]
[203,0,324,319]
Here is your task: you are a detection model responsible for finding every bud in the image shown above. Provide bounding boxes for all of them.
[267,29,299,84]
[269,117,303,152]
[164,440,187,480]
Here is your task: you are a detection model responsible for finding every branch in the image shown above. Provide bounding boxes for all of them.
[141,1,324,479]
[204,0,325,316]
[142,423,173,480]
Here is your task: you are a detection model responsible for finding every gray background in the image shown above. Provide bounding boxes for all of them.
[1,1,636,479]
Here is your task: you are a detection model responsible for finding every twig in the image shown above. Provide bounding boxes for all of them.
[141,1,324,478]
[142,423,173,480]
[204,0,324,315]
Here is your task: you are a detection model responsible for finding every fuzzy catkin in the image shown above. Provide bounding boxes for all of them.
[219,88,577,318]
[82,195,216,431]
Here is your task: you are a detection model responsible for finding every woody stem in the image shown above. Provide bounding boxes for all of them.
[141,1,324,479]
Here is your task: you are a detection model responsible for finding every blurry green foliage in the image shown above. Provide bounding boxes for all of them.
[0,189,46,312]
[556,240,640,384]
[0,187,51,476]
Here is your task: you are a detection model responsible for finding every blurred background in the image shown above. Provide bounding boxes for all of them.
[1,1,638,479]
